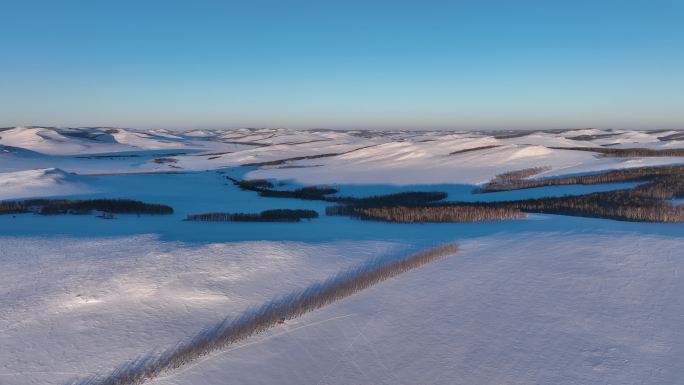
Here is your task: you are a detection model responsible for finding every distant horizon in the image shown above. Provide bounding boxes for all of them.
[3,125,682,132]
[2,1,682,130]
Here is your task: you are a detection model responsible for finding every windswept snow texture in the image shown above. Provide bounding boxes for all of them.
[2,127,684,385]
[1,233,683,385]
[2,126,684,184]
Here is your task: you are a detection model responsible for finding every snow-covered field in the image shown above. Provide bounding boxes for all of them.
[1,127,684,384]
[3,126,684,185]
[2,233,683,385]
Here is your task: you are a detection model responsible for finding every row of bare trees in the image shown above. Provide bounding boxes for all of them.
[67,243,459,385]
[185,209,318,222]
[480,164,684,193]
[340,189,684,223]
[550,146,684,157]
[228,177,340,201]
[487,166,551,185]
[0,199,174,216]
[350,205,526,223]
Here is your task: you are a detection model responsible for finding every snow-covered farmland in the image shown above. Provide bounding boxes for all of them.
[1,233,683,385]
[1,126,684,384]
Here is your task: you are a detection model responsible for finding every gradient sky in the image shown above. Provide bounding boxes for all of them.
[1,0,683,130]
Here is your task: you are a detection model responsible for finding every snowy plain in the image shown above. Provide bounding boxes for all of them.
[1,126,684,384]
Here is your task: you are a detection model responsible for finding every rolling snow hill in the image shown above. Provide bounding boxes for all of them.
[1,126,684,186]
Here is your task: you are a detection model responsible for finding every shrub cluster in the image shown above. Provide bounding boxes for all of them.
[185,209,318,222]
[67,243,459,385]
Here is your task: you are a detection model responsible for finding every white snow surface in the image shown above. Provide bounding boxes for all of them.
[3,127,684,385]
[0,168,91,200]
[1,233,683,385]
[1,127,684,187]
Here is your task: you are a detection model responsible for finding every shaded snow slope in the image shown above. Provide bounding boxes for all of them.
[0,168,91,199]
[2,127,684,185]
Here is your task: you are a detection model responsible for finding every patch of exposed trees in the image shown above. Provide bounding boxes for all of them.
[486,166,551,186]
[343,205,526,223]
[229,177,448,207]
[448,145,501,155]
[230,165,684,223]
[550,146,684,157]
[480,165,684,193]
[242,153,340,167]
[229,176,340,201]
[0,199,174,216]
[329,165,684,223]
[67,243,458,385]
[330,190,684,223]
[185,209,318,222]
[153,157,178,164]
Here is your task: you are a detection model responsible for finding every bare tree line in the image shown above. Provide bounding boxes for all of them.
[479,164,684,193]
[340,190,684,223]
[229,166,684,223]
[65,243,459,385]
[448,145,501,155]
[228,176,341,201]
[228,177,448,206]
[0,199,174,216]
[549,146,684,157]
[486,166,551,185]
[328,164,684,223]
[349,205,526,223]
[185,209,318,222]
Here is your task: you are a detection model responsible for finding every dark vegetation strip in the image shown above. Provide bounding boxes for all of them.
[486,166,551,186]
[66,243,459,385]
[448,145,501,155]
[0,199,173,216]
[549,146,684,157]
[334,191,684,223]
[242,153,340,166]
[228,164,684,223]
[479,165,684,193]
[76,154,141,159]
[220,141,271,147]
[565,133,621,141]
[327,164,684,223]
[242,144,385,167]
[228,177,342,200]
[185,209,318,222]
[331,205,526,223]
[658,133,684,142]
[227,177,449,206]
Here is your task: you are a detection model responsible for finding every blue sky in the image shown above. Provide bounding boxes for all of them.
[1,0,682,130]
